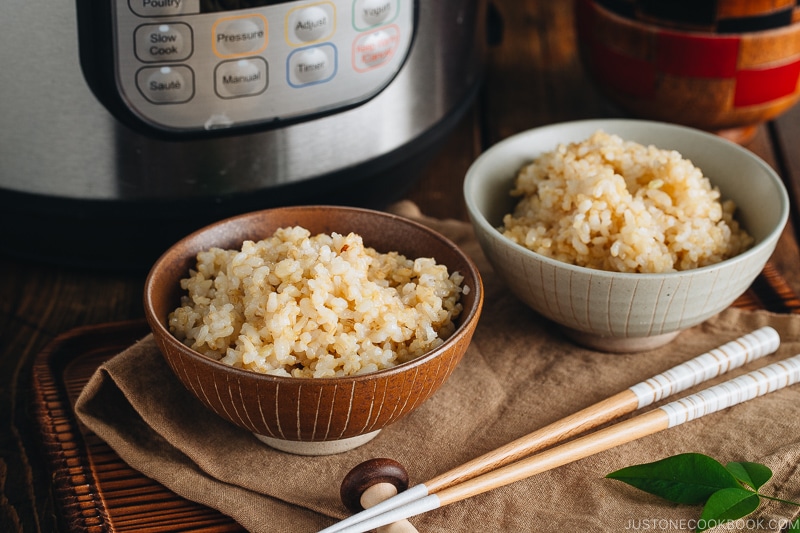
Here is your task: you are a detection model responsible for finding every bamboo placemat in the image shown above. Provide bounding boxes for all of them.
[32,262,800,532]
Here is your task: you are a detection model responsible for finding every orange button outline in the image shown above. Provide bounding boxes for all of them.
[285,1,337,47]
[212,13,269,59]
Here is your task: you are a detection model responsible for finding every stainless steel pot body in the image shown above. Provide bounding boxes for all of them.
[0,0,487,267]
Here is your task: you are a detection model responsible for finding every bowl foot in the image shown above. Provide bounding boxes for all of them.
[562,328,682,353]
[253,430,382,456]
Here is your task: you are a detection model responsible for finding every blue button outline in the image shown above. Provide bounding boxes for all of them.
[286,42,338,88]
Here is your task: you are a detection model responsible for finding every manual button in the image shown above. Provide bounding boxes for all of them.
[136,65,194,104]
[135,23,193,63]
[215,58,269,98]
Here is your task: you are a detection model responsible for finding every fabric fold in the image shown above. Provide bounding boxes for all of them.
[75,202,800,532]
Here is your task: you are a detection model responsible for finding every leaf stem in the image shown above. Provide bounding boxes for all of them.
[758,494,800,507]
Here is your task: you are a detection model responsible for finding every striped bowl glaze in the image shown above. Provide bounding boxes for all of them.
[464,119,788,353]
[144,206,483,455]
[576,0,800,143]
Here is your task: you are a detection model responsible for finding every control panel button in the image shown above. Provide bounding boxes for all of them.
[354,0,396,29]
[136,65,194,103]
[213,14,268,58]
[215,58,269,98]
[128,0,200,17]
[288,44,336,86]
[353,26,399,71]
[134,23,193,63]
[288,3,335,44]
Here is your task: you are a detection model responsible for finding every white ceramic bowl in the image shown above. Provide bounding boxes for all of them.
[464,119,789,352]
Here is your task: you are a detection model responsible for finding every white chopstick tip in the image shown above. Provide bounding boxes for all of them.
[630,327,781,409]
[318,484,430,533]
[661,352,800,428]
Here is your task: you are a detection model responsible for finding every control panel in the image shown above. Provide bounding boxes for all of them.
[110,0,415,131]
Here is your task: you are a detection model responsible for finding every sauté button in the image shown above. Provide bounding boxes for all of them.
[137,65,194,103]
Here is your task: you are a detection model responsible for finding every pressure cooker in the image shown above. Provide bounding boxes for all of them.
[0,0,491,269]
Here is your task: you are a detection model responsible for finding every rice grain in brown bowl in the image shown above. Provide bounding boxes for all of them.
[144,206,483,455]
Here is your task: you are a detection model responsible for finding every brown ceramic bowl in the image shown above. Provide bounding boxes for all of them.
[143,206,483,455]
[576,0,800,143]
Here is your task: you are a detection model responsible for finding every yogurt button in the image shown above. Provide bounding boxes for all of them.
[293,6,331,42]
[360,0,393,26]
[137,66,194,103]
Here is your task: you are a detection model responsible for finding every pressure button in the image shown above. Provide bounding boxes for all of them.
[213,15,268,57]
[135,23,193,62]
[136,65,194,104]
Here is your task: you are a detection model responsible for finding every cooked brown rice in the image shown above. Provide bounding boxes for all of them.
[168,226,465,378]
[501,131,753,273]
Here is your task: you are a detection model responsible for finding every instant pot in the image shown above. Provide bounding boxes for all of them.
[0,0,491,269]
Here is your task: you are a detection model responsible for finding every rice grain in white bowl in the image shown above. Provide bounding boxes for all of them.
[168,226,465,378]
[501,131,753,273]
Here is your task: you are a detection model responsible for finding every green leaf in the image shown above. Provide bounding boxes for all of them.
[607,453,741,505]
[696,488,760,532]
[725,461,772,491]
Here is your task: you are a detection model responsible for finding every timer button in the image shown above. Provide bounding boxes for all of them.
[215,58,269,98]
[213,15,268,58]
[136,65,194,104]
[134,23,193,63]
[290,4,334,43]
[288,44,336,86]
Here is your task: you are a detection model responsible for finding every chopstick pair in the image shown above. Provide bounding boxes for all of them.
[318,326,794,533]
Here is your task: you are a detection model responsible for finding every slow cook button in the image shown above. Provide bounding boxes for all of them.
[136,65,194,103]
[215,58,269,98]
[134,23,193,63]
[213,15,268,57]
[288,44,336,86]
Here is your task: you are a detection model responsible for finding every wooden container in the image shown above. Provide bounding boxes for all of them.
[576,0,800,142]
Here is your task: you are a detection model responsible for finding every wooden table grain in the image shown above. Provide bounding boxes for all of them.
[1,2,799,532]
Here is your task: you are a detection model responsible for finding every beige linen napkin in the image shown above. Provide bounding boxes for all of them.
[76,202,800,532]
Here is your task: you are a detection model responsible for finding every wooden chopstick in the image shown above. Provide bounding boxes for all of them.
[331,351,800,533]
[318,327,780,533]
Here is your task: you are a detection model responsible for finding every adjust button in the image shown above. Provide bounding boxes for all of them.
[289,4,334,43]
[215,58,269,98]
[136,65,194,104]
[134,23,193,63]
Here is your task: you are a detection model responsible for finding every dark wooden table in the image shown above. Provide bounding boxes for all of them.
[2,2,800,532]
